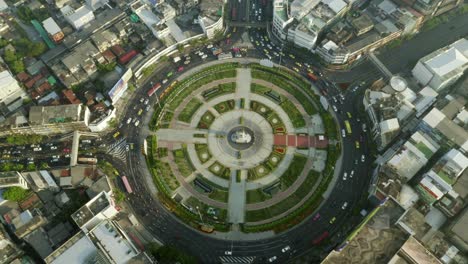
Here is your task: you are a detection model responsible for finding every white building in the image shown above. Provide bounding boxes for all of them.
[63,5,95,30]
[0,70,28,112]
[412,38,468,91]
[0,171,29,189]
[71,192,118,232]
[199,14,223,39]
[44,220,139,264]
[85,0,108,11]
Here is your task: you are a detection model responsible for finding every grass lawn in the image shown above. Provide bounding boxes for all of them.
[178,98,203,122]
[202,82,236,101]
[208,161,231,180]
[197,111,215,129]
[280,100,305,128]
[245,169,320,222]
[185,196,228,222]
[280,154,308,188]
[208,189,229,203]
[214,100,235,114]
[194,144,211,163]
[173,148,195,177]
[246,189,272,204]
[153,161,179,191]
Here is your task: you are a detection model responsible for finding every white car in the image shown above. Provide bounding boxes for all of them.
[224,251,232,255]
[361,155,365,162]
[162,79,168,84]
[134,120,140,127]
[281,246,291,253]
[333,105,338,112]
[350,170,354,178]
[268,256,277,262]
[144,99,149,105]
[127,118,132,124]
[343,173,347,181]
[341,129,346,138]
[50,146,57,150]
[342,202,348,210]
[139,98,144,103]
[33,147,42,152]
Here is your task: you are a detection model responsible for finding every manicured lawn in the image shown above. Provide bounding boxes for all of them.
[280,154,308,188]
[214,100,235,114]
[185,196,228,222]
[194,144,211,163]
[208,161,231,180]
[178,98,203,122]
[247,164,271,181]
[208,189,229,203]
[280,100,305,128]
[152,161,179,192]
[197,111,215,129]
[202,82,236,101]
[173,147,195,177]
[246,189,271,204]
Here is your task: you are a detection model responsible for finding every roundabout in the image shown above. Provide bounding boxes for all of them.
[119,58,373,263]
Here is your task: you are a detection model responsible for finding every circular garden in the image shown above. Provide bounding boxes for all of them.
[145,62,340,233]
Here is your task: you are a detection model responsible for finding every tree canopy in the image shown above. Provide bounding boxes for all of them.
[3,187,29,202]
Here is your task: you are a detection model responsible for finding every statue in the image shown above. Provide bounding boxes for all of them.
[230,128,252,144]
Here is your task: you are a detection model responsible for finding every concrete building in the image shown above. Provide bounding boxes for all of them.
[0,70,29,117]
[63,5,95,30]
[384,130,440,181]
[447,207,468,252]
[131,1,170,40]
[90,29,119,52]
[388,236,442,264]
[272,0,352,50]
[0,171,29,189]
[44,220,140,264]
[198,1,224,40]
[0,104,90,136]
[20,170,60,192]
[412,0,464,17]
[412,38,468,91]
[71,192,117,232]
[421,107,468,153]
[86,0,108,11]
[42,18,64,43]
[363,76,438,149]
[0,224,24,263]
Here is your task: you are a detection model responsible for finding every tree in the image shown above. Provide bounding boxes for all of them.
[26,163,36,171]
[128,83,136,92]
[3,187,29,202]
[3,49,17,63]
[97,62,117,73]
[107,118,117,128]
[149,245,198,264]
[30,42,47,57]
[177,44,184,52]
[0,38,8,48]
[10,59,25,74]
[113,189,126,203]
[40,162,49,169]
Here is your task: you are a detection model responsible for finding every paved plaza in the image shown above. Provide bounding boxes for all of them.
[154,67,330,224]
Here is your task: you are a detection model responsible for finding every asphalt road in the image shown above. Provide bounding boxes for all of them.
[96,25,375,263]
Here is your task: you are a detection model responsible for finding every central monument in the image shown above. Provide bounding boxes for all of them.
[230,128,252,144]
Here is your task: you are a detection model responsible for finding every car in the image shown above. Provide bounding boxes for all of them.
[50,146,57,150]
[282,246,291,253]
[329,217,336,224]
[51,158,59,162]
[341,129,346,138]
[27,157,34,161]
[342,202,348,210]
[144,99,149,105]
[361,155,365,162]
[333,97,338,103]
[362,124,367,132]
[138,109,143,116]
[52,155,60,159]
[162,79,168,84]
[333,105,338,112]
[356,118,361,122]
[343,172,348,181]
[127,118,132,124]
[295,62,302,67]
[113,132,120,138]
[293,67,300,72]
[125,145,130,152]
[355,159,358,165]
[350,170,354,178]
[268,256,277,262]
[139,98,144,103]
[225,251,232,255]
[355,141,360,149]
[289,54,295,59]
[177,66,184,72]
[33,147,42,151]
[63,148,71,153]
[145,105,151,111]
[347,112,352,118]
[313,213,321,221]
[134,120,140,127]
[65,154,70,158]
[184,60,190,65]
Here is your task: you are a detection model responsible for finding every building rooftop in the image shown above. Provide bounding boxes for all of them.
[389,236,442,264]
[71,192,110,227]
[42,18,61,35]
[322,198,407,264]
[29,104,85,125]
[450,208,468,246]
[381,118,400,132]
[425,47,468,77]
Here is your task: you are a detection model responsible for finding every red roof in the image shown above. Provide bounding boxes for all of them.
[62,89,81,104]
[111,44,125,57]
[36,82,52,95]
[16,72,31,82]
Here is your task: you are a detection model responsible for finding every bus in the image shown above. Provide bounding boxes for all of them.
[344,120,352,135]
[121,176,133,194]
[147,82,161,97]
[78,157,98,165]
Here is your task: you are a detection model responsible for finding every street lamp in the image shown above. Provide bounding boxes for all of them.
[195,206,204,224]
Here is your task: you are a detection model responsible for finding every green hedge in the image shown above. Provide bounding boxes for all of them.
[173,147,195,177]
[178,98,203,123]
